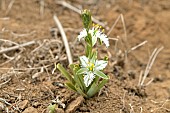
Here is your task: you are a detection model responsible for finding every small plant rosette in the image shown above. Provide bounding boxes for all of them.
[57,9,109,98]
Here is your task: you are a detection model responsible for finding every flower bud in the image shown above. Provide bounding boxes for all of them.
[81,9,92,30]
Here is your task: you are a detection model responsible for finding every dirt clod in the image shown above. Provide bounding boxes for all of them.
[55,108,65,113]
[65,96,84,113]
[78,106,90,112]
[18,100,29,110]
[22,107,38,113]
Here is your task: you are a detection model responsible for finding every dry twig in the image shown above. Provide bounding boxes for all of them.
[0,17,10,20]
[107,14,121,36]
[0,54,15,66]
[0,78,11,88]
[0,39,19,45]
[140,46,164,86]
[128,41,148,53]
[138,70,143,86]
[0,41,36,54]
[0,97,21,112]
[151,99,170,112]
[120,91,126,112]
[107,14,129,73]
[129,103,135,113]
[0,98,11,106]
[11,31,36,38]
[53,15,73,64]
[107,14,127,42]
[5,0,15,16]
[0,57,67,71]
[40,0,45,17]
[56,1,107,28]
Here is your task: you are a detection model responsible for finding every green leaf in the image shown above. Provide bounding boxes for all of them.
[86,82,98,98]
[75,84,87,98]
[91,51,97,63]
[73,64,80,75]
[94,70,108,79]
[69,64,75,73]
[93,75,99,83]
[87,79,108,98]
[57,63,75,84]
[74,69,87,92]
[78,73,87,92]
[76,68,87,75]
[97,79,108,91]
[74,73,84,90]
[69,64,74,69]
[65,82,76,92]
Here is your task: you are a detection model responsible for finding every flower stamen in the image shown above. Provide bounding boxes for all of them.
[87,62,95,71]
[90,67,93,71]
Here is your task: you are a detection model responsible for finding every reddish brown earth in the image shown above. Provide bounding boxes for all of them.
[0,0,170,113]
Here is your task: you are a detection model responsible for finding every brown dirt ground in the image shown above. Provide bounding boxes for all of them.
[0,0,170,113]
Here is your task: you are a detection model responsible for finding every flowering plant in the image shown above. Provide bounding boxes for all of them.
[57,10,109,98]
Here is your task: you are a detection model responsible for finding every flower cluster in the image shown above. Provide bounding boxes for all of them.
[57,9,109,98]
[78,24,109,47]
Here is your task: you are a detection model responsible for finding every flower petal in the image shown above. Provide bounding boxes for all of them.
[92,35,97,47]
[96,31,109,47]
[89,28,98,46]
[78,29,87,41]
[84,72,95,87]
[95,60,108,70]
[101,37,109,47]
[79,56,89,67]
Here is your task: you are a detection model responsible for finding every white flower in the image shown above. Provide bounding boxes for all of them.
[96,31,109,47]
[78,29,87,41]
[78,27,109,47]
[95,60,108,70]
[84,72,95,87]
[79,56,108,87]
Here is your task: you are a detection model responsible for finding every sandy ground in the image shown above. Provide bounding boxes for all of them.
[0,0,170,113]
